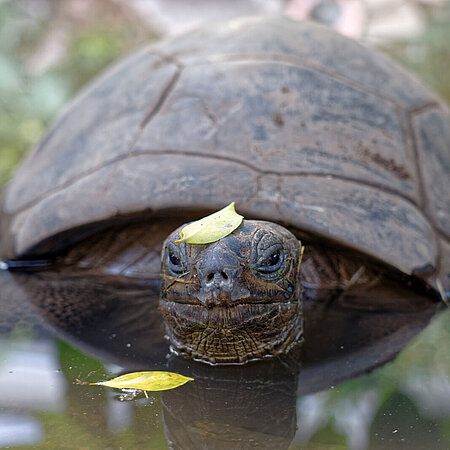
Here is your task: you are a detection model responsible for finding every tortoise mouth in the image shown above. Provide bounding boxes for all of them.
[160,297,298,323]
[159,298,302,365]
[160,295,292,308]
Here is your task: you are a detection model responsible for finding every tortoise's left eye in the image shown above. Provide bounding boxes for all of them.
[258,248,284,274]
[266,251,280,267]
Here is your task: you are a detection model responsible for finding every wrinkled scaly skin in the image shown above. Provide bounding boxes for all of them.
[160,220,303,364]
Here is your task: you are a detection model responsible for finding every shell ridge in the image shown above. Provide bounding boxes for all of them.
[9,148,436,223]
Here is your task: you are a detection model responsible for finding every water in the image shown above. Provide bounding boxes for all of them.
[0,269,447,449]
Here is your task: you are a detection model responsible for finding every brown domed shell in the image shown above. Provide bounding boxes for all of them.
[1,17,449,290]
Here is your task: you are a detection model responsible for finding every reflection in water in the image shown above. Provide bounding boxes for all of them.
[161,358,299,449]
[0,339,66,411]
[296,389,380,449]
[293,309,450,449]
[0,338,66,447]
[105,385,134,434]
[0,269,447,449]
[404,374,450,418]
[333,390,379,450]
[0,415,43,448]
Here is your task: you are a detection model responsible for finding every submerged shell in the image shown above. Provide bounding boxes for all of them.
[1,17,449,287]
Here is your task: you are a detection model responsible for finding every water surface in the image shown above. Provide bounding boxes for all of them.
[0,269,447,449]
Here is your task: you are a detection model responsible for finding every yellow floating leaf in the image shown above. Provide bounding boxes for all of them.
[175,202,243,245]
[90,371,193,391]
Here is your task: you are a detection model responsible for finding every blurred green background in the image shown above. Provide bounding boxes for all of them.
[0,0,158,186]
[0,0,448,448]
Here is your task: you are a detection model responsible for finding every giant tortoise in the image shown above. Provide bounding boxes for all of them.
[0,17,448,365]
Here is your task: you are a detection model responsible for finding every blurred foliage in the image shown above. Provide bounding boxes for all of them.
[380,1,450,103]
[0,0,155,187]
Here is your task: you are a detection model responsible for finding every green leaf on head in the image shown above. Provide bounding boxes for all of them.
[175,202,244,245]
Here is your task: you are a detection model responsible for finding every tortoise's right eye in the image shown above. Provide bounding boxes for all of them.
[169,251,180,266]
[168,249,183,274]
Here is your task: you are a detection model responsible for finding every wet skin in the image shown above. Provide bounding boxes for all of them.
[159,220,303,365]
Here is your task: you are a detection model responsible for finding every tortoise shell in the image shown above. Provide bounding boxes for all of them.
[1,17,449,290]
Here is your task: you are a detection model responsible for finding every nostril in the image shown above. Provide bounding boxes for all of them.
[206,271,229,283]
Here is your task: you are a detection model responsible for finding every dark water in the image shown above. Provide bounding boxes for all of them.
[0,269,448,449]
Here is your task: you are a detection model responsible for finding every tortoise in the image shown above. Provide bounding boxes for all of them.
[0,17,448,365]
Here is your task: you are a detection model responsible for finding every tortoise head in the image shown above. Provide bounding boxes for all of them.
[159,220,303,364]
